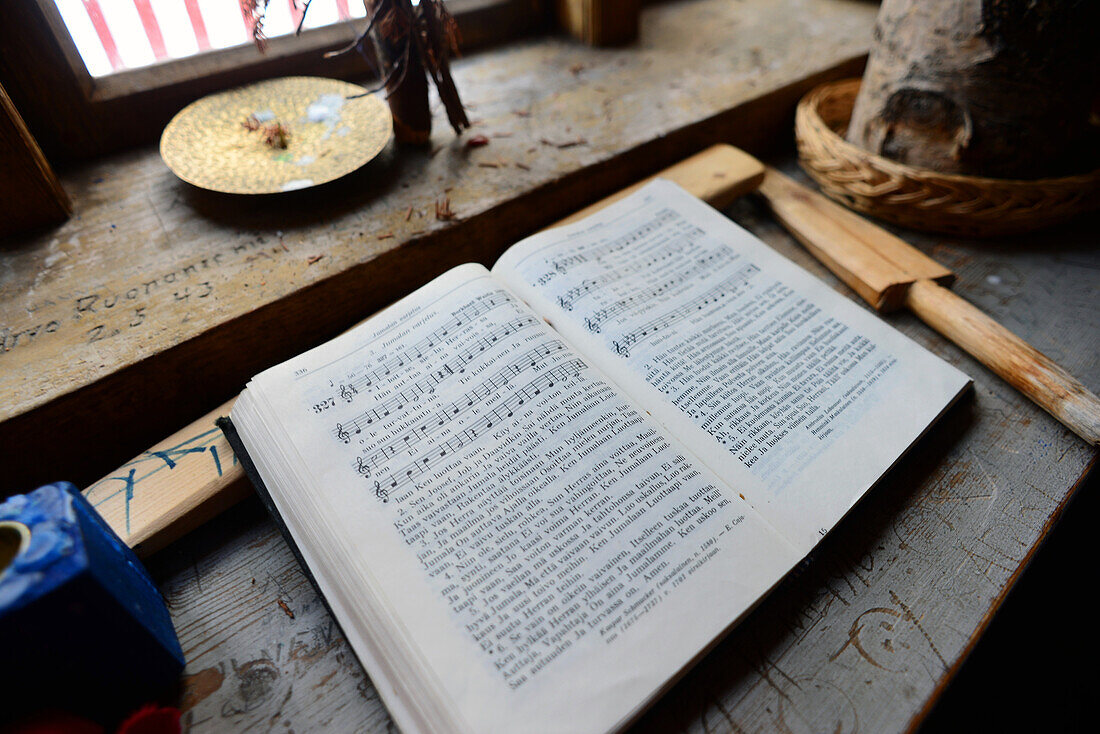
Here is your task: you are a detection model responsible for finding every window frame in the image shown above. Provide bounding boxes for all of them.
[3,0,546,160]
[33,0,384,103]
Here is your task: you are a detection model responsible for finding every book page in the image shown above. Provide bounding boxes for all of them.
[493,181,971,552]
[235,264,801,734]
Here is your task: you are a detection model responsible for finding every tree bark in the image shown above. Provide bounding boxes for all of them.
[847,0,1100,179]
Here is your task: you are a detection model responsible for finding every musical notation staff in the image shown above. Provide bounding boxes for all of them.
[339,383,358,403]
[333,319,547,443]
[611,263,761,357]
[545,208,679,276]
[342,291,513,396]
[340,312,537,410]
[557,278,602,313]
[366,359,587,499]
[555,236,702,312]
[334,339,570,450]
[581,248,739,334]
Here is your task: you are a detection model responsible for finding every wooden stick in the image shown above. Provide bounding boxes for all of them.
[82,399,247,556]
[905,279,1100,445]
[555,145,763,227]
[757,165,1100,446]
[85,144,763,554]
[758,168,953,310]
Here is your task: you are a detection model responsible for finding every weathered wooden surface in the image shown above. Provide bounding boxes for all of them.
[154,500,390,732]
[0,0,877,495]
[904,279,1100,445]
[148,157,1099,732]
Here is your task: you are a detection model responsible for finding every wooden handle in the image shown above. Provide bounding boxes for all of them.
[757,167,954,311]
[906,279,1100,445]
[554,145,764,227]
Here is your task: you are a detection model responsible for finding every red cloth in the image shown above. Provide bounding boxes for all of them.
[116,706,180,734]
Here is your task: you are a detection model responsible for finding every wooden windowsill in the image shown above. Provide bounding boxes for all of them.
[0,0,876,493]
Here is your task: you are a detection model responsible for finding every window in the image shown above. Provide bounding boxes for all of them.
[52,1,370,79]
[0,0,543,159]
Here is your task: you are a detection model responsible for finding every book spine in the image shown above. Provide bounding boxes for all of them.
[215,417,353,641]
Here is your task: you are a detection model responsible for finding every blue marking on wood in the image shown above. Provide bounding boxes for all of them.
[83,427,233,534]
[210,444,223,477]
[150,446,205,469]
[124,468,135,534]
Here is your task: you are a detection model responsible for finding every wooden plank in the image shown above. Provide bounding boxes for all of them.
[84,143,764,556]
[147,157,1099,730]
[0,0,878,495]
[556,0,641,46]
[0,82,70,238]
[83,399,246,557]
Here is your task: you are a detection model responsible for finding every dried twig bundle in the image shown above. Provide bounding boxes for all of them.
[241,0,470,142]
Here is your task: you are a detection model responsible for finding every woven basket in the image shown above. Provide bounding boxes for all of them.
[795,78,1100,237]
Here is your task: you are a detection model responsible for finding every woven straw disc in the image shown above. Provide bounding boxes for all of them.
[161,77,391,195]
[795,79,1100,237]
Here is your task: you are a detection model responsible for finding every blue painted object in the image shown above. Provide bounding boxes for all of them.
[0,482,184,722]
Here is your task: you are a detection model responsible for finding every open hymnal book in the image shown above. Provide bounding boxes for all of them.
[228,180,970,734]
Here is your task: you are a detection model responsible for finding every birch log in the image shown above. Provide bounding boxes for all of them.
[847,0,1100,179]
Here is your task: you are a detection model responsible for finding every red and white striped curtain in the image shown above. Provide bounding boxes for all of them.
[52,0,367,77]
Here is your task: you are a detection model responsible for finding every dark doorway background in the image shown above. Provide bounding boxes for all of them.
[920,465,1098,732]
